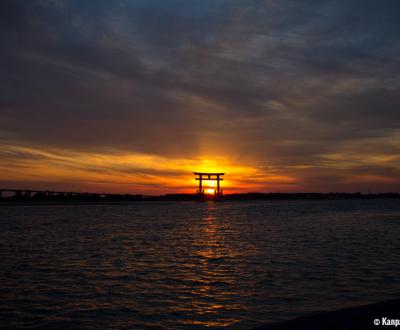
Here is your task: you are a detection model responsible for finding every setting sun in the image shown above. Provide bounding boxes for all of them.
[204,180,217,194]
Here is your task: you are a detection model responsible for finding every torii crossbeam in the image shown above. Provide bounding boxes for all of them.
[193,172,225,198]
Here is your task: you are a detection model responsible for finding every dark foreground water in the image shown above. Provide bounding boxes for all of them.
[0,199,399,329]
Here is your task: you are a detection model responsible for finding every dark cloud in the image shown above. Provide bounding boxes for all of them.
[1,0,400,191]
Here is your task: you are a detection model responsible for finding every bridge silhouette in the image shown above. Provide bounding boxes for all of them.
[0,188,144,202]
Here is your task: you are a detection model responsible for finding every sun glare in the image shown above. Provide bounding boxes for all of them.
[205,188,215,194]
[207,181,217,187]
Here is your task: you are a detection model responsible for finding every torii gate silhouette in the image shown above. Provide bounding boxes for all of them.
[193,172,225,199]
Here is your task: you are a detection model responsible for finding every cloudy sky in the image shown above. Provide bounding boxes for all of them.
[1,0,399,194]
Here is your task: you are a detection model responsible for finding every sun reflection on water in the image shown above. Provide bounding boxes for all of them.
[183,203,242,328]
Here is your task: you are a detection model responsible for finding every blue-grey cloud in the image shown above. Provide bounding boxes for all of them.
[1,0,400,191]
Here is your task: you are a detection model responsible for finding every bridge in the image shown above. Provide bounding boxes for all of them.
[0,189,108,200]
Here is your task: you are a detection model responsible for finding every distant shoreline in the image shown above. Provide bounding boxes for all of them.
[0,192,399,205]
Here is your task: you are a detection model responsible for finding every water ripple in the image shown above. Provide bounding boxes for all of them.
[0,200,400,329]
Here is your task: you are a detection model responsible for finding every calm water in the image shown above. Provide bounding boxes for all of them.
[0,199,399,329]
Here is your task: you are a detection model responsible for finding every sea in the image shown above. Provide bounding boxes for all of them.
[0,199,399,329]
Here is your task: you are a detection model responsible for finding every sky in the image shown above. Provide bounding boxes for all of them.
[1,0,400,194]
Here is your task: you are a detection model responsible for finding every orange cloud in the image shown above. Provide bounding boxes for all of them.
[0,144,295,194]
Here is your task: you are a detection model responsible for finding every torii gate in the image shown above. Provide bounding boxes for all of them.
[193,172,225,198]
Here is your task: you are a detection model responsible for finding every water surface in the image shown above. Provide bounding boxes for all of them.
[0,199,399,329]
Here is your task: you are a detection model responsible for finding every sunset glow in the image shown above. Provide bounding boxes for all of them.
[0,142,398,194]
[2,2,400,330]
[0,1,400,194]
